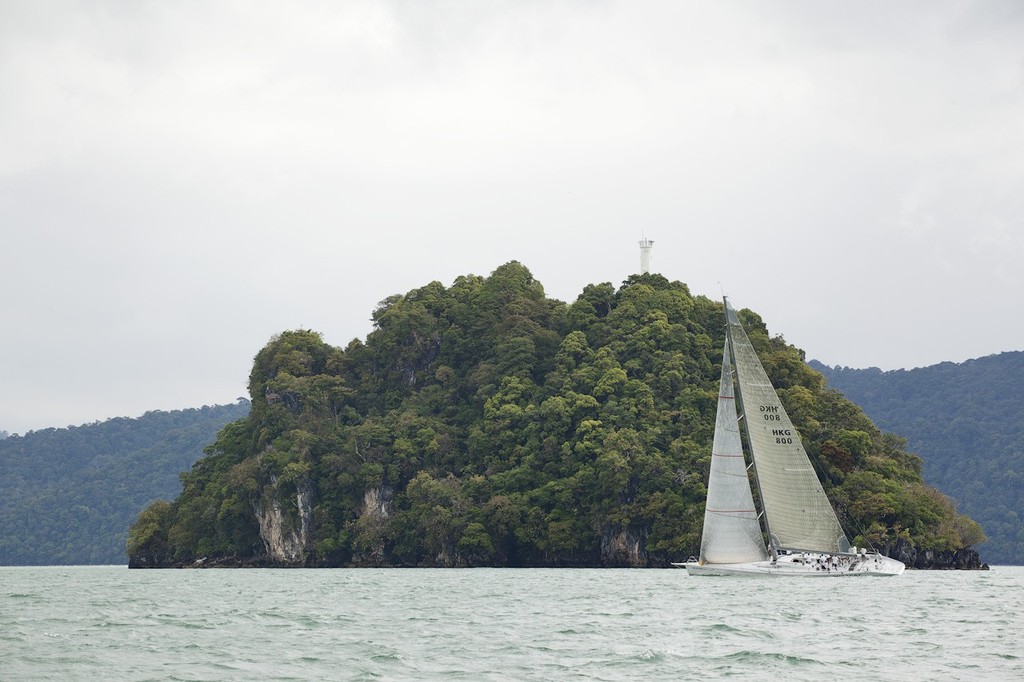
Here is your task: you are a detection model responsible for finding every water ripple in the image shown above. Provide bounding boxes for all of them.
[1,566,1023,680]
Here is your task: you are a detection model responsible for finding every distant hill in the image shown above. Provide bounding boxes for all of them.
[0,401,250,565]
[811,354,1024,565]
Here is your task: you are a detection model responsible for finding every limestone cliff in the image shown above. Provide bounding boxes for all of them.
[883,538,989,570]
[349,484,394,567]
[255,476,313,565]
[600,525,649,567]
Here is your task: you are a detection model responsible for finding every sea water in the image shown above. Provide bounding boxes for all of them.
[1,566,1021,680]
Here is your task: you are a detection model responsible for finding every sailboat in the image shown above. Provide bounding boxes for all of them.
[679,298,904,577]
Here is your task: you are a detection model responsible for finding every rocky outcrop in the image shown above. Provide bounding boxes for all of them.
[127,551,170,569]
[882,538,989,570]
[349,484,394,566]
[601,525,648,567]
[255,477,313,565]
[361,484,393,520]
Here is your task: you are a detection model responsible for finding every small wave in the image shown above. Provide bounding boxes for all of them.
[704,623,775,640]
[718,650,825,667]
[556,627,599,635]
[369,652,403,662]
[630,649,666,663]
[92,620,135,628]
[165,621,218,630]
[581,651,668,668]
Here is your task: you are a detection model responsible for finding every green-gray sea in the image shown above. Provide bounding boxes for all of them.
[2,566,1021,680]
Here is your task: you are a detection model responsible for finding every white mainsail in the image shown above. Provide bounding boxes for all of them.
[725,299,850,554]
[698,339,770,564]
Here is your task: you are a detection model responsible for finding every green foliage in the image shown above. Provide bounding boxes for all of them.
[0,401,250,565]
[126,264,981,567]
[815,357,1023,564]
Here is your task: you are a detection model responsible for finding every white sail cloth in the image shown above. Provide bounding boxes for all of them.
[698,339,769,564]
[725,301,850,554]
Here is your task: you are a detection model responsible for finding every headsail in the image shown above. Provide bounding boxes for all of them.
[699,338,770,564]
[725,299,850,554]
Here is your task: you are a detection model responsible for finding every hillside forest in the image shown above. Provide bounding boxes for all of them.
[0,402,249,565]
[127,264,984,568]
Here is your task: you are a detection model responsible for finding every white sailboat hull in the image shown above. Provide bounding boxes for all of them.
[674,552,905,577]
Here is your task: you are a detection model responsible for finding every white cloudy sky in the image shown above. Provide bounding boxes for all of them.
[2,1,1022,434]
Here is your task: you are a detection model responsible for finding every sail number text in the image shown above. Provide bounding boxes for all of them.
[760,406,792,441]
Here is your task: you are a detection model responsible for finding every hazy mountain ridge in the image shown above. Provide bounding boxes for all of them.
[0,401,250,565]
[811,354,1024,565]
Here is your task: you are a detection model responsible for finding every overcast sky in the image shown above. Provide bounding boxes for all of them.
[2,1,1022,434]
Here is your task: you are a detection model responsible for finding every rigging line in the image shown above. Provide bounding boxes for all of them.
[834,499,879,553]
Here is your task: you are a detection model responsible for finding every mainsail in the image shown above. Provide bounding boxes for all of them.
[725,299,851,554]
[698,339,769,564]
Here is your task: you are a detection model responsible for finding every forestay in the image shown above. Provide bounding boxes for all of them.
[726,300,850,554]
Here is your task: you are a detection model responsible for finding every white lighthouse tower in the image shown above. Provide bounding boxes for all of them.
[639,237,654,274]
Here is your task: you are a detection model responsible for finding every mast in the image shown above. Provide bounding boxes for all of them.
[724,297,776,559]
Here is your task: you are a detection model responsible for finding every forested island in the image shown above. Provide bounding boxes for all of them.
[128,263,986,569]
[0,402,249,565]
[813,357,1024,565]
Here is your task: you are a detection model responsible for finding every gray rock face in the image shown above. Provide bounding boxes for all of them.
[883,538,989,570]
[601,525,648,567]
[255,477,313,565]
[349,485,394,566]
[362,485,393,521]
